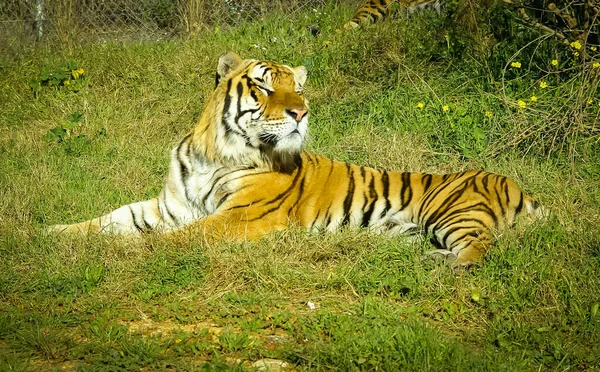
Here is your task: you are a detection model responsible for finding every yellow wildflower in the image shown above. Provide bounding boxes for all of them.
[510,61,521,68]
[64,79,70,85]
[485,111,493,118]
[592,46,597,52]
[574,51,579,57]
[530,96,537,102]
[442,105,449,112]
[539,81,548,89]
[587,98,593,105]
[517,100,526,108]
[71,68,84,79]
[571,41,582,50]
[593,62,600,68]
[551,59,558,66]
[417,102,424,109]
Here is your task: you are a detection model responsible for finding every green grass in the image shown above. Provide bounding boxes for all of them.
[1,2,600,370]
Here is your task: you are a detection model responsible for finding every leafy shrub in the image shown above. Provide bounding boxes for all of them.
[29,60,86,94]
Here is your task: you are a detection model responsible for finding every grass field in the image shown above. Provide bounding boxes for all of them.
[1,2,599,370]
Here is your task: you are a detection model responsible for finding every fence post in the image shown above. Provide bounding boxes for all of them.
[35,0,45,40]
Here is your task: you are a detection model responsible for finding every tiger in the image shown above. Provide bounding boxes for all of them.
[344,0,441,29]
[48,52,545,268]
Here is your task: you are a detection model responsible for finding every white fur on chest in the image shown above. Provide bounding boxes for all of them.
[160,145,257,230]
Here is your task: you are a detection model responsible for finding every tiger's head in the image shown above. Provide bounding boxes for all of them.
[193,52,308,171]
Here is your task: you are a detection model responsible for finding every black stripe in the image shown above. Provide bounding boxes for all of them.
[429,235,445,249]
[341,164,356,226]
[493,177,506,219]
[234,81,246,127]
[200,168,235,207]
[399,172,413,211]
[471,176,489,199]
[287,176,306,215]
[176,134,192,182]
[449,236,478,250]
[422,174,433,192]
[249,88,258,101]
[450,230,492,251]
[440,221,486,248]
[432,202,498,235]
[186,136,194,160]
[262,160,304,207]
[236,106,260,123]
[225,200,263,212]
[361,176,378,227]
[310,209,321,230]
[164,203,179,225]
[249,162,304,221]
[515,192,524,215]
[222,80,255,142]
[160,190,179,225]
[141,208,153,231]
[495,188,506,219]
[221,79,234,135]
[502,178,511,215]
[324,208,332,228]
[215,193,232,209]
[418,172,479,218]
[422,183,470,230]
[327,159,335,179]
[199,178,224,208]
[229,78,262,143]
[481,173,490,191]
[129,206,144,233]
[380,170,391,218]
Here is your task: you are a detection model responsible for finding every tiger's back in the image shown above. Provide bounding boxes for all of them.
[211,152,542,266]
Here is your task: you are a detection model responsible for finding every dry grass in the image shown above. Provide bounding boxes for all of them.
[1,4,599,369]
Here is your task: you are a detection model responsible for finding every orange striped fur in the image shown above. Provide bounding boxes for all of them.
[49,52,544,268]
[344,0,440,29]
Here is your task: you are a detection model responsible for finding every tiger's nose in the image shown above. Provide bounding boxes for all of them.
[286,108,308,122]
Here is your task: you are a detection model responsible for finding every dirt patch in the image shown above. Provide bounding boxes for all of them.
[119,316,223,338]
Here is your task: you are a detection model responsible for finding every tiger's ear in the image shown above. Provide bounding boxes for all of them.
[215,52,243,87]
[292,66,308,86]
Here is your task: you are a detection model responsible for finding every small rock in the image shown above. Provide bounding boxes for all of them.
[252,358,288,371]
[266,335,288,344]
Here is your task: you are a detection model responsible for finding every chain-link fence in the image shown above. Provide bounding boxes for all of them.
[0,0,328,44]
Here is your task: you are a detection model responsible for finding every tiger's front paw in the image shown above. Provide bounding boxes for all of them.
[45,223,86,235]
[423,249,480,274]
[422,249,456,265]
